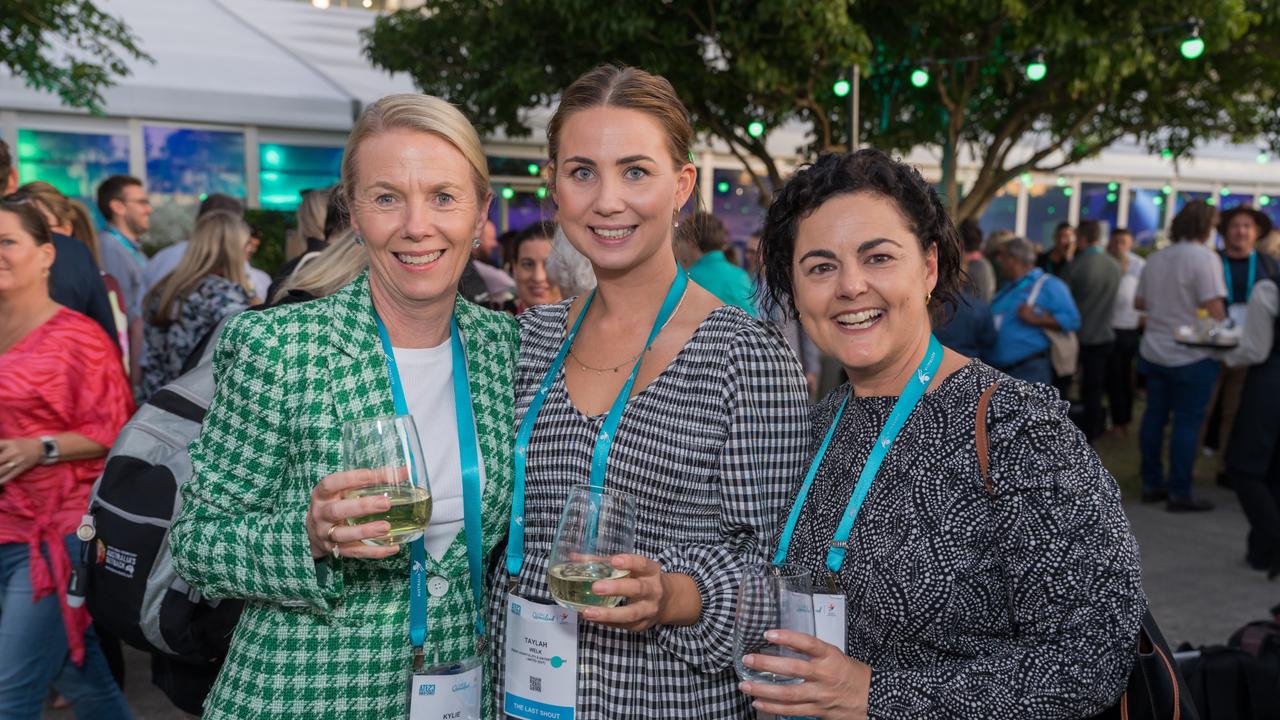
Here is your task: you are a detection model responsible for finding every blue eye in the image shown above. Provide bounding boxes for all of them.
[570,167,594,181]
[374,193,396,207]
[624,166,649,180]
[434,193,455,206]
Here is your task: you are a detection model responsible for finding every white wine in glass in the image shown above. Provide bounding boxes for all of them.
[341,415,432,546]
[547,485,637,612]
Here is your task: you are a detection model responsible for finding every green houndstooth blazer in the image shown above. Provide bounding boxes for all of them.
[170,273,517,719]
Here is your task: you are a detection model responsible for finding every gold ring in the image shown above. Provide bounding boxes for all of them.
[326,524,339,544]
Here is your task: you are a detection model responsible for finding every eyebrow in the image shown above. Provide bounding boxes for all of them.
[562,155,658,167]
[857,238,903,253]
[799,249,838,262]
[365,180,463,193]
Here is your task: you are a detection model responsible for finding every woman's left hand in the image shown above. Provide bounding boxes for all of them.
[0,438,42,486]
[738,630,872,720]
[579,554,693,632]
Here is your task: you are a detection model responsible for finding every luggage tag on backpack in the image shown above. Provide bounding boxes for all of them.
[408,651,481,720]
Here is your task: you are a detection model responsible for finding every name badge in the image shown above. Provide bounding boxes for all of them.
[503,593,578,720]
[408,655,481,720]
[1229,303,1248,329]
[812,593,847,655]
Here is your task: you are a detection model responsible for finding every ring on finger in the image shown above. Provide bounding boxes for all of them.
[325,524,339,545]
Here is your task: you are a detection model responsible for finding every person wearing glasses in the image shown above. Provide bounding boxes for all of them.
[0,195,135,718]
[742,150,1144,719]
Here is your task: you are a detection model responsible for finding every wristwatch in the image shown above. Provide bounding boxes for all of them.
[39,436,59,465]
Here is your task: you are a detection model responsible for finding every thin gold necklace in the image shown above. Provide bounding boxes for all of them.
[567,287,688,375]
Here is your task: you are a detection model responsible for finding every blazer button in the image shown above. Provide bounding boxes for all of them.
[428,576,450,597]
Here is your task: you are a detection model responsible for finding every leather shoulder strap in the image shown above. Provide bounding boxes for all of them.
[976,382,1001,496]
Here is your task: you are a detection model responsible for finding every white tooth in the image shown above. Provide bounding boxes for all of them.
[594,227,633,239]
[398,250,443,265]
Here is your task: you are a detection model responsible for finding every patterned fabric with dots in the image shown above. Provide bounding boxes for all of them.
[779,360,1146,719]
[169,272,518,719]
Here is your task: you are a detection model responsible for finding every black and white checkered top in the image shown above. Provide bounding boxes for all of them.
[488,300,811,720]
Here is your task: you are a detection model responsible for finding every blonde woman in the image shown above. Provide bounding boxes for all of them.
[139,210,258,400]
[170,94,517,719]
[270,228,367,304]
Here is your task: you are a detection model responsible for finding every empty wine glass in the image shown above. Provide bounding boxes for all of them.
[733,564,815,685]
[546,485,637,611]
[340,414,432,546]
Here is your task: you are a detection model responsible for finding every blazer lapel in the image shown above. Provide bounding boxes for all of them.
[325,272,395,427]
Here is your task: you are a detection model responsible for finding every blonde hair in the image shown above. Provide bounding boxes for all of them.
[17,181,73,231]
[146,210,251,326]
[341,94,490,207]
[67,200,100,263]
[271,228,368,303]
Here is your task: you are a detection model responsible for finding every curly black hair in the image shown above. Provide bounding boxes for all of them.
[758,149,964,322]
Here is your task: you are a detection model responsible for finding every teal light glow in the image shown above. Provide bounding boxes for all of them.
[910,68,930,88]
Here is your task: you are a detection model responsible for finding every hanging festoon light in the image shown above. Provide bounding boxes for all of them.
[501,187,515,200]
[1024,49,1047,82]
[1258,150,1270,165]
[833,78,852,97]
[747,121,765,138]
[910,64,930,88]
[1180,18,1206,59]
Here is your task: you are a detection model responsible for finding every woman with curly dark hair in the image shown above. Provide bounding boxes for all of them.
[741,149,1145,719]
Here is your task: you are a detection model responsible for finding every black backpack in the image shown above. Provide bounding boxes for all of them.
[1179,645,1280,720]
[1229,620,1280,677]
[80,318,240,711]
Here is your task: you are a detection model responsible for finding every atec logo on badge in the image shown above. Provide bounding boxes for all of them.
[419,684,436,696]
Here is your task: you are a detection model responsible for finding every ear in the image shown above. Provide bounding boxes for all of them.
[474,191,494,239]
[674,161,697,212]
[40,240,56,273]
[924,242,939,295]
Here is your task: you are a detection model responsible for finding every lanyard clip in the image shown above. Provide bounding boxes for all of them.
[824,572,840,594]
[412,646,425,673]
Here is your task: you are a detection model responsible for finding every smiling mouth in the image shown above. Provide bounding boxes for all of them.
[834,309,884,330]
[590,226,637,240]
[395,249,444,266]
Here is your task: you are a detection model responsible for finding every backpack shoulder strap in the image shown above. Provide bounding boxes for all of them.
[976,382,1001,497]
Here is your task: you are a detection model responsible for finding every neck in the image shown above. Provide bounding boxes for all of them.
[0,286,54,331]
[109,221,136,243]
[845,329,932,398]
[368,274,454,348]
[587,250,680,323]
[1226,247,1254,260]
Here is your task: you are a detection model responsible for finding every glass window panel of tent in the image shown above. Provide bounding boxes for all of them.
[259,144,343,210]
[143,126,246,245]
[1174,189,1212,214]
[712,168,766,251]
[1079,182,1120,234]
[487,156,545,180]
[1026,183,1071,250]
[977,182,1018,240]
[1217,190,1254,210]
[1127,188,1170,247]
[15,129,129,225]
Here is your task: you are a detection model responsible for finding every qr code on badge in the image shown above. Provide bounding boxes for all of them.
[528,676,542,693]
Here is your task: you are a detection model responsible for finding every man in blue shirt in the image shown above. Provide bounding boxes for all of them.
[988,236,1081,385]
[675,211,755,315]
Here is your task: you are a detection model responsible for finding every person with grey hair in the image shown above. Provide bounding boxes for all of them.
[544,225,596,298]
[987,236,1081,385]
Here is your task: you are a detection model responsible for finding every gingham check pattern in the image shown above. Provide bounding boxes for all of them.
[170,273,517,719]
[488,302,811,720]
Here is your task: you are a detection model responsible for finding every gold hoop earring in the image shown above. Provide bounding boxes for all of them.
[926,291,933,304]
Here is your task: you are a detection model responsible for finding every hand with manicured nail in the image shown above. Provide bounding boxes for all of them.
[305,468,401,560]
[738,629,871,719]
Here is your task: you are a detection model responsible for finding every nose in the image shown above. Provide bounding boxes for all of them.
[401,199,435,241]
[531,261,548,285]
[592,174,625,216]
[835,262,869,301]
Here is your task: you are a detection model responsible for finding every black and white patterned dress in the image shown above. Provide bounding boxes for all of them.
[780,360,1145,719]
[489,301,811,720]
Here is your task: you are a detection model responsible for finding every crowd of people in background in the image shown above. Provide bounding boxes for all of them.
[0,65,1275,716]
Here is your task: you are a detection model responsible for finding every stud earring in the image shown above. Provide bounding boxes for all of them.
[472,237,481,249]
[353,235,365,246]
[926,291,933,304]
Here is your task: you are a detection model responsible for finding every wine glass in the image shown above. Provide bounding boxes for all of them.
[546,485,637,611]
[733,564,815,685]
[340,414,432,546]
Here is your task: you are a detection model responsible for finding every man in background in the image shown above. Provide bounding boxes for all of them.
[97,174,153,389]
[1067,220,1122,442]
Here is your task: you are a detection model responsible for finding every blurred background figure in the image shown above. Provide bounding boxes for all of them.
[468,219,516,303]
[280,186,330,268]
[503,220,562,314]
[1067,219,1121,443]
[748,228,822,397]
[675,210,755,314]
[139,210,257,402]
[142,194,246,292]
[1106,228,1145,438]
[0,195,135,719]
[544,225,596,300]
[989,236,1081,385]
[1038,221,1075,277]
[960,218,995,302]
[96,175,153,392]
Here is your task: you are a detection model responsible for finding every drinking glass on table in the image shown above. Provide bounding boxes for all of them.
[547,485,637,611]
[340,415,432,545]
[733,564,815,685]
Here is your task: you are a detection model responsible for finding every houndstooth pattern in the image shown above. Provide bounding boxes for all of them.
[488,301,811,720]
[170,272,518,720]
[778,360,1145,719]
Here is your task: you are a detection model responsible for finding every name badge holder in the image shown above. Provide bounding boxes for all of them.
[501,271,688,720]
[374,310,487,720]
[771,336,944,656]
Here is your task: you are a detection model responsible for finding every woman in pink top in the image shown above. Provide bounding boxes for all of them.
[0,195,134,718]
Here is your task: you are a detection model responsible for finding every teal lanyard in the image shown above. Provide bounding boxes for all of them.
[1223,251,1257,305]
[773,335,944,573]
[373,309,486,654]
[991,274,1034,319]
[1081,246,1103,256]
[505,270,689,578]
[106,226,147,266]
